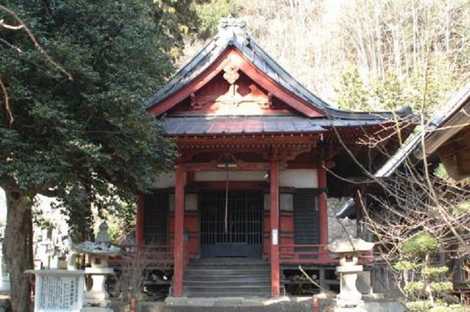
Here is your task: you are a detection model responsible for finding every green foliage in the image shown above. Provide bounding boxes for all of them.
[453,201,470,217]
[429,304,465,312]
[336,66,369,111]
[393,260,420,271]
[401,232,439,257]
[335,57,458,114]
[153,0,200,59]
[0,0,196,238]
[32,208,55,232]
[422,266,449,278]
[430,282,453,293]
[407,302,464,312]
[406,300,433,312]
[404,281,425,297]
[407,302,465,312]
[371,73,406,110]
[194,0,239,39]
[104,199,137,242]
[434,163,449,180]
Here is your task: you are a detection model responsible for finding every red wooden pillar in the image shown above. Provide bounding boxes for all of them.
[173,165,186,297]
[318,163,328,261]
[136,194,145,248]
[270,159,280,297]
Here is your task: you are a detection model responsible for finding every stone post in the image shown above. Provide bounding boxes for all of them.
[328,239,374,312]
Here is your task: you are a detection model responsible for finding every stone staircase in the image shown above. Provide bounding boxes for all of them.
[183,257,271,297]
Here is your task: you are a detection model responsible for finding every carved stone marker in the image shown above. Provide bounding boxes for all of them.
[27,270,85,312]
[0,241,10,292]
[328,239,374,312]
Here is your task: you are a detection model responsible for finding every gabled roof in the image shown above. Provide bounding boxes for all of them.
[375,83,470,178]
[146,18,410,121]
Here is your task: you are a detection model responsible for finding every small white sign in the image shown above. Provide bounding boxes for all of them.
[272,229,278,246]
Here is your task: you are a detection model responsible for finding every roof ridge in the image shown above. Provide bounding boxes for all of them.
[145,19,413,121]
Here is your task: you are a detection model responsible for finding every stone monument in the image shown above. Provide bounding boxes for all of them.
[27,269,85,312]
[328,238,374,312]
[0,240,10,292]
[75,222,120,312]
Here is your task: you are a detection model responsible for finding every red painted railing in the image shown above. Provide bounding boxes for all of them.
[280,244,376,265]
[280,244,334,264]
[110,244,173,269]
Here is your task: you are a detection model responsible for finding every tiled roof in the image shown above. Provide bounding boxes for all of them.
[375,83,470,178]
[161,116,386,136]
[146,18,411,122]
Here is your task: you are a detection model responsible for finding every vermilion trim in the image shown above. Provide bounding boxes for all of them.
[147,48,324,118]
[270,160,280,297]
[173,166,186,297]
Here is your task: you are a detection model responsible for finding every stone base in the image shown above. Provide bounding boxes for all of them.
[81,307,113,312]
[336,297,364,308]
[334,305,367,312]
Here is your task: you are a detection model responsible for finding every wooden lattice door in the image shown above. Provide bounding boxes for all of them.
[200,191,263,258]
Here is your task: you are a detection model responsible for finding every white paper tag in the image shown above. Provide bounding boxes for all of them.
[272,229,278,245]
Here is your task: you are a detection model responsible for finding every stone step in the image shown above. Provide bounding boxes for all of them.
[184,287,271,298]
[183,257,271,297]
[191,258,267,265]
[184,282,270,289]
[184,274,269,282]
[160,297,314,312]
[184,278,271,285]
[185,267,270,274]
[190,262,266,269]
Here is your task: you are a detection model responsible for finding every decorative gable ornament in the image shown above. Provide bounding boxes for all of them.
[217,17,249,45]
[146,18,413,132]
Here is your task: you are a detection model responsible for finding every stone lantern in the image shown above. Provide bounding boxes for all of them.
[328,238,374,311]
[75,222,120,312]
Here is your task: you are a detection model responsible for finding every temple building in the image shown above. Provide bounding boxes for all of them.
[136,19,412,298]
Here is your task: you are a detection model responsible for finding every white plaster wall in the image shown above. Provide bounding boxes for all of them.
[280,169,318,188]
[168,193,198,211]
[185,194,198,211]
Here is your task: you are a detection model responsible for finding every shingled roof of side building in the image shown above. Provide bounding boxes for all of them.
[337,83,470,218]
[374,83,470,178]
[145,18,413,123]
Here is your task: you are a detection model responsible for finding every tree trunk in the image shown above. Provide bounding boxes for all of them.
[4,191,34,312]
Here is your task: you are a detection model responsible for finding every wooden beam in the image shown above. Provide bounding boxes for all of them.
[176,134,318,147]
[318,163,328,261]
[182,161,269,172]
[233,49,323,118]
[270,159,280,297]
[424,102,470,156]
[173,165,186,297]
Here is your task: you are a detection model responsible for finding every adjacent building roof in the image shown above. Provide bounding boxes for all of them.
[375,83,470,178]
[147,18,411,123]
[338,83,470,218]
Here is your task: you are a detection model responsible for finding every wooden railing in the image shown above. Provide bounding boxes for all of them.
[280,244,333,264]
[280,244,376,265]
[109,244,173,269]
